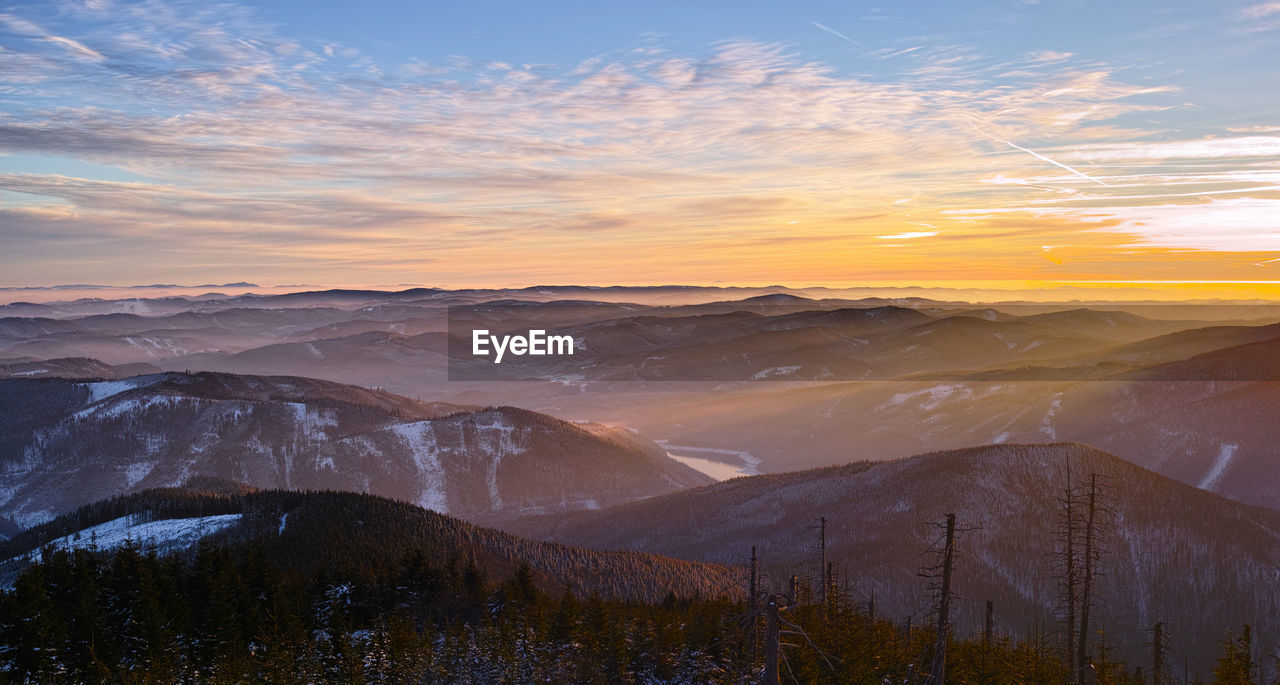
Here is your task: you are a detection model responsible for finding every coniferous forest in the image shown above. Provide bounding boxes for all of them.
[0,540,1163,684]
[0,489,1270,684]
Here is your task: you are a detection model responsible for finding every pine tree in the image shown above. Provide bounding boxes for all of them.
[1214,626,1258,685]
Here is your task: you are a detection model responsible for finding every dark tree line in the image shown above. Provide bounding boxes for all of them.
[1,536,1268,684]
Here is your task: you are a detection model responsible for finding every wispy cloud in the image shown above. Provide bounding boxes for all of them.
[877,231,939,239]
[810,21,862,47]
[1024,49,1072,64]
[876,45,924,60]
[1057,136,1280,162]
[1240,2,1280,18]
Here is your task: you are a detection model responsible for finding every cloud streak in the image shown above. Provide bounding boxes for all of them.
[1006,141,1109,186]
[810,21,862,47]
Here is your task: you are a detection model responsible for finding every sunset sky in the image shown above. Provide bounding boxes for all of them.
[2,0,1280,293]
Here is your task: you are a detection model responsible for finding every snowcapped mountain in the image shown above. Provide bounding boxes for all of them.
[506,442,1280,670]
[0,372,711,529]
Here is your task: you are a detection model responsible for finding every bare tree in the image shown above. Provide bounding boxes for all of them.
[1056,461,1081,683]
[1152,621,1165,685]
[1077,472,1101,683]
[923,513,957,685]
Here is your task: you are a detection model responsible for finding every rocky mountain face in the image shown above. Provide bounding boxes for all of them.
[0,372,710,529]
[506,442,1280,670]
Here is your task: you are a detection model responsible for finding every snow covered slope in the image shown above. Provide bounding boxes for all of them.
[0,373,710,528]
[25,514,242,558]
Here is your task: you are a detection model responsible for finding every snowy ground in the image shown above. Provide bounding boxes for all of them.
[1198,443,1238,490]
[35,514,242,555]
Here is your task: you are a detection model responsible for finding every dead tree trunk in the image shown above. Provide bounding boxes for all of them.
[984,599,995,681]
[1152,621,1165,685]
[984,600,993,647]
[1078,473,1099,684]
[764,594,781,685]
[1059,463,1079,684]
[826,561,835,616]
[750,545,759,659]
[819,516,828,609]
[927,513,956,685]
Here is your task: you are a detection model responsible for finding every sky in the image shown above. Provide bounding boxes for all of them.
[2,0,1280,294]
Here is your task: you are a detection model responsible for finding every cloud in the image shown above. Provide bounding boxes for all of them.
[877,231,938,239]
[1024,49,1072,64]
[810,21,862,47]
[876,45,924,60]
[41,35,105,62]
[1034,198,1280,252]
[1058,136,1280,162]
[1240,2,1280,18]
[0,174,466,232]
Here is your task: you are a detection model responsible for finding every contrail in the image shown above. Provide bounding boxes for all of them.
[811,21,863,47]
[1006,141,1109,186]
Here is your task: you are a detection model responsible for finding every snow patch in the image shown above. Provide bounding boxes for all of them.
[289,403,337,436]
[74,394,181,420]
[124,461,154,487]
[751,365,802,379]
[80,377,159,404]
[885,384,969,411]
[1198,443,1238,490]
[36,514,242,555]
[1040,394,1062,440]
[389,422,448,513]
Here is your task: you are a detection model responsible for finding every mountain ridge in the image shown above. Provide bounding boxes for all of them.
[503,441,1280,669]
[0,372,711,528]
[1,485,741,602]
